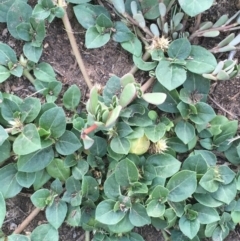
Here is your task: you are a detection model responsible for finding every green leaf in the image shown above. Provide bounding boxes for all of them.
[144,123,166,142]
[7,1,32,39]
[0,42,17,65]
[0,66,10,82]
[108,213,134,234]
[0,0,15,22]
[175,121,195,145]
[192,203,220,224]
[146,200,165,217]
[168,38,191,60]
[73,4,110,29]
[34,62,57,82]
[179,0,214,17]
[142,93,166,105]
[148,154,181,178]
[153,82,180,113]
[33,169,51,190]
[13,124,41,155]
[50,179,63,194]
[116,122,133,138]
[121,36,142,57]
[39,107,66,138]
[186,46,217,74]
[1,98,20,122]
[17,147,54,172]
[183,72,210,98]
[179,215,200,239]
[104,173,121,199]
[189,102,216,125]
[46,200,67,229]
[31,189,51,208]
[31,224,58,241]
[115,158,139,186]
[0,163,22,198]
[82,176,99,201]
[111,0,125,14]
[0,125,8,145]
[20,97,41,123]
[218,166,235,185]
[133,55,157,71]
[95,199,125,225]
[0,192,6,227]
[199,168,219,193]
[103,75,121,105]
[16,171,36,188]
[166,170,197,202]
[46,158,70,181]
[129,203,151,227]
[63,84,81,111]
[112,21,134,42]
[89,136,107,157]
[105,105,122,127]
[55,130,81,155]
[156,60,187,91]
[182,154,208,175]
[110,137,130,155]
[96,13,113,28]
[0,140,11,164]
[86,26,110,48]
[213,120,238,146]
[65,206,81,227]
[140,0,160,19]
[72,160,89,180]
[32,4,51,20]
[23,43,43,63]
[16,22,31,41]
[211,180,237,205]
[194,193,224,208]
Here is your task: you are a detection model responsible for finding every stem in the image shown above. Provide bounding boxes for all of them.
[123,12,154,38]
[191,14,202,34]
[59,2,93,90]
[166,0,176,13]
[81,123,99,138]
[129,51,151,75]
[13,208,42,234]
[23,69,35,85]
[161,230,170,241]
[141,76,155,93]
[189,22,238,41]
[85,231,90,241]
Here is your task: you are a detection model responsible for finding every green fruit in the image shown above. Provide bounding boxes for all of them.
[129,135,150,155]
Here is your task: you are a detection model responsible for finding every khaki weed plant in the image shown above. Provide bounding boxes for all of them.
[1,0,240,241]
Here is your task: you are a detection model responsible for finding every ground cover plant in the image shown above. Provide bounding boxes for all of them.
[1,0,240,241]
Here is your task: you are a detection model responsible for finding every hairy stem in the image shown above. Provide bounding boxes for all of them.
[13,208,42,234]
[23,69,35,85]
[59,1,93,90]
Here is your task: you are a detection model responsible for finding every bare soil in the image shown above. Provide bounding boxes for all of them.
[1,0,240,240]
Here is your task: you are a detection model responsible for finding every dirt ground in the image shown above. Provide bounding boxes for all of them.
[1,0,240,240]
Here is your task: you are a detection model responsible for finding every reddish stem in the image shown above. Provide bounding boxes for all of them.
[81,123,98,138]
